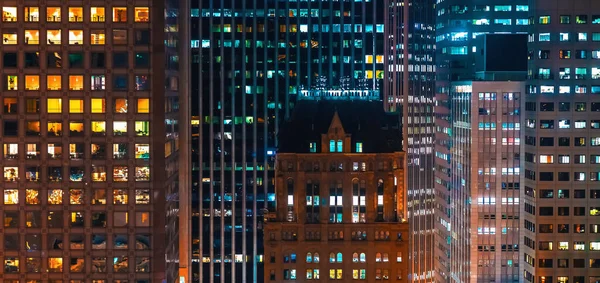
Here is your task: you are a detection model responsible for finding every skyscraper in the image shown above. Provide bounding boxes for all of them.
[523,1,600,282]
[384,0,436,281]
[191,1,387,282]
[0,0,181,281]
[434,1,529,282]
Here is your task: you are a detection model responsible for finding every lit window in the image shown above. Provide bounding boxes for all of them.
[91,121,106,136]
[336,140,343,152]
[539,16,550,24]
[137,98,150,113]
[135,75,150,90]
[2,7,17,22]
[558,241,569,250]
[591,241,600,250]
[47,7,61,22]
[135,166,150,181]
[113,166,128,182]
[69,75,84,90]
[47,122,62,137]
[91,75,106,90]
[68,7,83,22]
[91,30,105,45]
[90,7,105,22]
[356,142,363,153]
[4,189,19,204]
[69,99,84,113]
[329,140,335,152]
[135,121,150,136]
[25,75,40,90]
[113,7,127,22]
[69,30,83,45]
[2,30,17,44]
[69,121,84,136]
[47,75,62,90]
[26,189,40,204]
[540,155,554,164]
[25,30,40,44]
[24,7,39,22]
[574,241,585,250]
[134,7,149,22]
[136,212,150,226]
[113,121,127,135]
[47,98,62,113]
[91,98,106,113]
[135,144,149,159]
[114,98,128,113]
[47,189,63,204]
[5,75,17,90]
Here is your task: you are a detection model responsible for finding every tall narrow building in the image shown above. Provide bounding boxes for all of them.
[523,1,600,283]
[434,1,529,282]
[384,1,437,281]
[0,0,182,281]
[191,1,387,282]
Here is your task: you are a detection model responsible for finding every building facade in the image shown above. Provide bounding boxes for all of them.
[265,101,408,282]
[0,0,183,281]
[523,1,600,282]
[191,1,387,282]
[436,81,524,283]
[383,1,437,280]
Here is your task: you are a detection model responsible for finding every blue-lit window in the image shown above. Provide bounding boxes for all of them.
[356,142,363,153]
[560,33,570,41]
[516,19,529,25]
[376,24,384,33]
[190,40,199,48]
[202,40,210,48]
[516,5,529,11]
[494,5,511,12]
[329,140,335,153]
[494,19,511,25]
[336,253,343,263]
[539,16,550,24]
[593,33,600,41]
[539,33,550,42]
[336,140,343,152]
[473,19,490,25]
[309,142,317,153]
[450,46,468,55]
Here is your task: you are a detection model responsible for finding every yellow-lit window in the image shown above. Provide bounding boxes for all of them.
[47,98,62,113]
[376,55,384,64]
[91,7,105,22]
[69,30,83,45]
[366,70,374,79]
[47,122,62,136]
[91,98,106,113]
[113,189,128,204]
[48,257,63,272]
[113,7,127,22]
[136,212,150,226]
[4,189,19,204]
[135,121,149,136]
[47,7,61,22]
[91,30,105,45]
[91,121,106,135]
[113,166,128,182]
[365,55,373,64]
[113,121,127,135]
[69,121,84,135]
[68,7,83,22]
[2,31,17,45]
[47,75,61,90]
[69,99,84,113]
[47,30,61,45]
[376,70,383,79]
[24,30,39,44]
[26,189,40,205]
[47,189,63,204]
[135,144,150,159]
[3,98,17,113]
[69,75,84,90]
[137,98,150,113]
[134,7,149,22]
[6,75,18,90]
[2,7,17,22]
[24,7,39,22]
[25,75,40,90]
[4,167,18,182]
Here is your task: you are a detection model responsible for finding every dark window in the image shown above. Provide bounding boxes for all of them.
[539,207,554,216]
[573,259,585,268]
[539,172,554,181]
[574,207,586,216]
[558,189,570,198]
[540,137,554,146]
[592,102,600,112]
[539,224,553,233]
[24,52,40,67]
[3,52,17,68]
[557,207,569,216]
[558,172,570,181]
[560,15,571,24]
[540,102,554,111]
[574,137,586,146]
[540,120,554,129]
[91,52,105,68]
[539,50,550,59]
[525,102,536,111]
[591,190,600,198]
[525,136,536,145]
[113,75,128,91]
[134,29,151,45]
[576,50,587,59]
[3,121,18,136]
[113,52,129,68]
[558,224,569,233]
[575,190,586,198]
[47,52,62,68]
[538,259,553,268]
[559,102,570,111]
[135,52,150,68]
[558,137,570,146]
[68,53,84,68]
[540,190,553,198]
[575,102,586,111]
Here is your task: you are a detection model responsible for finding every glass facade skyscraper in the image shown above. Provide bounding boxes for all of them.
[190,1,386,282]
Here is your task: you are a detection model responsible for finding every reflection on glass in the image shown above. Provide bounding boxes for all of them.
[26,189,40,204]
[70,189,83,204]
[48,189,63,204]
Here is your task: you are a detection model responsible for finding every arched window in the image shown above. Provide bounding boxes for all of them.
[329,140,335,152]
[360,253,366,263]
[383,253,389,262]
[337,140,343,152]
[306,252,312,263]
[353,253,359,262]
[329,252,336,263]
[336,252,343,263]
[314,252,320,263]
[376,252,382,262]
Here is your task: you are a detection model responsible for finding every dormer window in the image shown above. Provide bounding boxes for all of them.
[356,142,363,153]
[329,140,336,153]
[309,142,317,153]
[337,140,343,152]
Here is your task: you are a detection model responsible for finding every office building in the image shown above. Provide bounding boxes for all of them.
[0,0,183,282]
[523,1,600,283]
[191,1,387,282]
[384,1,436,281]
[265,100,408,282]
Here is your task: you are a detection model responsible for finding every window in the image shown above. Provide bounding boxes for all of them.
[560,33,570,42]
[560,15,571,24]
[135,121,149,136]
[336,140,343,152]
[1,7,16,22]
[135,52,150,68]
[25,75,40,90]
[24,7,39,22]
[47,7,61,22]
[137,98,149,113]
[69,75,83,90]
[577,15,588,24]
[579,32,588,41]
[356,142,363,153]
[113,7,127,22]
[91,7,105,22]
[113,121,127,135]
[47,75,61,90]
[113,75,128,90]
[135,75,150,90]
[539,16,550,24]
[113,29,127,44]
[134,7,149,22]
[69,99,84,113]
[6,75,17,90]
[91,121,106,136]
[91,75,106,90]
[68,30,83,45]
[47,29,61,44]
[91,30,105,45]
[329,140,335,152]
[91,98,106,113]
[24,30,40,45]
[47,98,62,113]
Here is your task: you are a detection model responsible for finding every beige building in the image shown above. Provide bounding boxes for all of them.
[264,101,409,282]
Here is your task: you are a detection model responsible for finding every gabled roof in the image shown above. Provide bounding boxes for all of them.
[278,100,403,153]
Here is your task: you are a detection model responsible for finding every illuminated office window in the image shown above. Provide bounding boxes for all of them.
[3,98,17,113]
[69,75,84,90]
[47,75,62,90]
[69,30,83,45]
[91,75,106,90]
[47,7,61,22]
[47,98,62,113]
[114,98,128,113]
[69,99,84,113]
[6,75,17,90]
[91,121,106,136]
[25,75,39,90]
[113,121,127,135]
[137,98,150,113]
[2,7,17,22]
[68,7,83,22]
[135,121,149,136]
[47,30,61,45]
[2,30,17,44]
[91,30,105,45]
[134,7,149,22]
[25,30,40,44]
[90,7,105,22]
[91,98,106,113]
[24,7,39,22]
[113,7,127,22]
